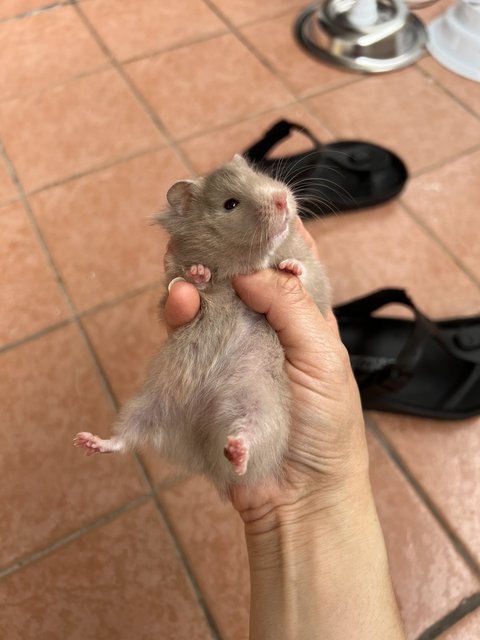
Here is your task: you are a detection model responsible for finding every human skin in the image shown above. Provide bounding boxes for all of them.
[164,221,405,640]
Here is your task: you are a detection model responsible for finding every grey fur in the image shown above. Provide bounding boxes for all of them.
[113,155,331,496]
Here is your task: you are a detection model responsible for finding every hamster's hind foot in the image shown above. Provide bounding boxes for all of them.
[73,432,124,456]
[278,258,304,277]
[186,264,211,287]
[224,435,249,476]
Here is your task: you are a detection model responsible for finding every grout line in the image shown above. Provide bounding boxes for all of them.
[73,4,198,178]
[0,1,66,24]
[27,144,167,195]
[366,415,480,579]
[399,200,480,291]
[0,495,151,581]
[0,141,78,319]
[0,278,163,356]
[149,487,223,640]
[0,64,113,108]
[2,130,220,630]
[201,0,340,136]
[409,142,480,180]
[119,29,230,66]
[0,318,72,355]
[77,277,164,319]
[415,64,480,123]
[416,592,480,640]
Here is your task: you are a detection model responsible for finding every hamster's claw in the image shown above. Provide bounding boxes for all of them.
[278,258,304,277]
[186,264,211,288]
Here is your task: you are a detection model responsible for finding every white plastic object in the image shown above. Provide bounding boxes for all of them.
[348,0,379,26]
[427,0,480,82]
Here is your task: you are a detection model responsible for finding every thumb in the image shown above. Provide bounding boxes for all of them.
[232,270,335,362]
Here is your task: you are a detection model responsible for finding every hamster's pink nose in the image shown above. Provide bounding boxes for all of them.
[273,191,287,212]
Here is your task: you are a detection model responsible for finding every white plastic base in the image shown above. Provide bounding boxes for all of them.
[427,0,480,82]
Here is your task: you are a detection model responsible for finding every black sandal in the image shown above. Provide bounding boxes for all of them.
[243,120,408,218]
[334,289,480,420]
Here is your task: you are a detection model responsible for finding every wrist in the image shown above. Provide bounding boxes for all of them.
[244,475,406,640]
[244,471,375,568]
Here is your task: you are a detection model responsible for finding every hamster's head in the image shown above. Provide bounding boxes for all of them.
[158,155,297,276]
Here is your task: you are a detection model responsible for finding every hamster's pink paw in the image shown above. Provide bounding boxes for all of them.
[224,435,249,476]
[73,432,116,456]
[278,258,304,277]
[186,264,211,287]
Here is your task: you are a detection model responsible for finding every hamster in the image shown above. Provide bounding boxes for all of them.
[74,154,331,496]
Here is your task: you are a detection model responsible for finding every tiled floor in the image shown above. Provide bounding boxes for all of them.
[1,1,479,638]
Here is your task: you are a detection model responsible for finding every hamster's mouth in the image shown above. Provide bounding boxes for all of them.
[271,216,289,244]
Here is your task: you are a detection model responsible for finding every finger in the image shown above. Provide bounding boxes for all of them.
[232,270,334,357]
[164,280,201,331]
[295,217,319,260]
[325,307,340,337]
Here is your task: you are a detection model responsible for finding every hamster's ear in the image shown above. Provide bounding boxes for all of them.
[166,180,195,212]
[231,154,249,167]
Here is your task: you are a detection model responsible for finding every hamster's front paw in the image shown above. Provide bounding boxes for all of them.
[278,258,304,277]
[186,264,211,288]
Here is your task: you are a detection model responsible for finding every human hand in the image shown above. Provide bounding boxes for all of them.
[164,221,370,532]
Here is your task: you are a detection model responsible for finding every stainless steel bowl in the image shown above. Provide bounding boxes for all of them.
[295,0,427,73]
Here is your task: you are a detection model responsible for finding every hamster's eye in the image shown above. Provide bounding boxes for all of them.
[223,198,239,211]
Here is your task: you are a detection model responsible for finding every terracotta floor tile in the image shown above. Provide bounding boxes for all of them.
[0,502,212,640]
[0,324,146,568]
[0,0,52,20]
[306,202,480,317]
[82,288,166,404]
[159,477,250,640]
[371,412,480,566]
[412,0,452,24]
[208,0,307,26]
[367,432,479,639]
[81,0,227,61]
[305,68,480,174]
[241,11,356,98]
[0,70,163,192]
[0,201,69,347]
[31,148,186,311]
[402,150,480,282]
[125,34,293,140]
[419,56,480,118]
[82,288,191,485]
[438,607,480,640]
[180,102,334,175]
[0,157,17,204]
[0,5,107,102]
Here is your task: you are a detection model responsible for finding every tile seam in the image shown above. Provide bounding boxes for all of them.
[416,592,480,640]
[410,142,480,180]
[0,1,66,24]
[0,130,221,632]
[0,318,72,355]
[73,3,198,178]
[366,414,480,579]
[399,200,480,292]
[0,278,163,356]
[0,64,113,107]
[415,64,480,123]
[0,495,151,581]
[26,143,167,195]
[202,0,338,134]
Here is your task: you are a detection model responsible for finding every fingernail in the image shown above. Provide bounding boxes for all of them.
[167,277,186,292]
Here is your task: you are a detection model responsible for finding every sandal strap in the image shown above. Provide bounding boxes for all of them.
[335,289,480,399]
[244,119,320,163]
[336,288,480,365]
